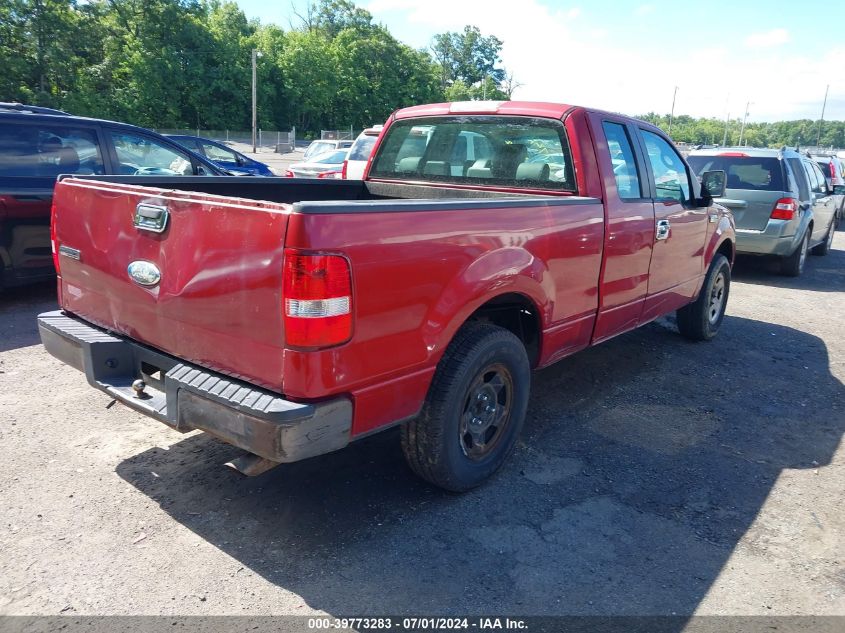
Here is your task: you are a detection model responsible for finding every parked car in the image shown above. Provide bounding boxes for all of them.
[40,100,735,491]
[809,153,845,220]
[687,147,839,276]
[342,126,383,179]
[167,135,274,176]
[284,149,348,178]
[0,106,226,290]
[303,139,353,161]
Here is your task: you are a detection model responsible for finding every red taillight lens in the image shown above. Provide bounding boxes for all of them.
[341,160,348,179]
[771,197,797,220]
[50,201,60,273]
[284,169,294,178]
[283,250,352,348]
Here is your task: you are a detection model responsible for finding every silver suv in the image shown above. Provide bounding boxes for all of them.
[687,147,839,276]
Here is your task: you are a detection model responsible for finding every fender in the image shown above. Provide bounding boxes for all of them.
[421,246,552,365]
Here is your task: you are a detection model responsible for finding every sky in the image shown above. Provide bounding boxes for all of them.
[233,0,844,122]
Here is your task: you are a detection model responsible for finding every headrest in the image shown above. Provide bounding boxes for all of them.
[422,161,450,176]
[516,162,549,181]
[397,157,421,172]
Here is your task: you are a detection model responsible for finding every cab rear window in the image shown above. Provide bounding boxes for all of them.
[369,116,576,191]
[687,155,784,191]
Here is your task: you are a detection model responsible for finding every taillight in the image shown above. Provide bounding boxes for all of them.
[50,201,60,273]
[284,169,294,178]
[283,250,352,348]
[341,160,348,179]
[771,197,797,220]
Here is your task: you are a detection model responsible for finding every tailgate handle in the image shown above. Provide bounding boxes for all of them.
[134,203,169,233]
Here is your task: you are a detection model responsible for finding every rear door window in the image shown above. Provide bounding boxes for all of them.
[803,160,823,194]
[785,158,809,199]
[369,116,576,191]
[686,155,784,191]
[810,162,829,193]
[110,131,199,175]
[0,122,105,178]
[602,121,642,200]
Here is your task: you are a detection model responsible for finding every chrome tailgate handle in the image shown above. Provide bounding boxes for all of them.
[134,203,169,233]
[655,219,671,241]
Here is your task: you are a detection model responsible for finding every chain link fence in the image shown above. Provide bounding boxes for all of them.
[154,128,297,153]
[320,128,361,141]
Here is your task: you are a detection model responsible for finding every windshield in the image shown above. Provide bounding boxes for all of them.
[687,155,784,191]
[369,115,576,191]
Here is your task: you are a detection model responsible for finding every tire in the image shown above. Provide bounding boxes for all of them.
[780,230,809,276]
[811,218,836,256]
[676,253,731,341]
[400,322,530,492]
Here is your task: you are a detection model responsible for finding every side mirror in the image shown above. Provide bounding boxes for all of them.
[833,184,845,196]
[701,170,726,199]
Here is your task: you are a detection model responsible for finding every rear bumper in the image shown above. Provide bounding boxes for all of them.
[735,220,800,256]
[37,310,352,463]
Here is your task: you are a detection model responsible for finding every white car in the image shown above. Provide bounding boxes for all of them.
[303,139,353,161]
[342,126,383,179]
[284,149,349,179]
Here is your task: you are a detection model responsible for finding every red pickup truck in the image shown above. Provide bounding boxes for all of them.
[39,101,735,491]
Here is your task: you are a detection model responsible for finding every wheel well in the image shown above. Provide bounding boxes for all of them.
[716,239,734,264]
[466,293,541,367]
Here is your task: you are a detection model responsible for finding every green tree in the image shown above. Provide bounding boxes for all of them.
[431,25,504,90]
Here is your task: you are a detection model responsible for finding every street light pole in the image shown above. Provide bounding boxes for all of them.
[668,86,678,136]
[251,49,261,153]
[738,101,750,146]
[816,84,829,147]
[722,111,730,146]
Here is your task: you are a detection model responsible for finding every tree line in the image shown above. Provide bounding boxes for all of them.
[1,0,842,147]
[641,113,845,150]
[0,0,509,134]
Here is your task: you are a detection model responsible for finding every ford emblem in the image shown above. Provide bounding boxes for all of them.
[127,260,161,287]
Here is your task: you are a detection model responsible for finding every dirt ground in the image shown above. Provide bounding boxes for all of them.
[1,229,843,620]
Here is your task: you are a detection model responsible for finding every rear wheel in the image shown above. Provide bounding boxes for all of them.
[400,322,530,492]
[676,254,730,341]
[780,230,809,276]
[811,218,836,256]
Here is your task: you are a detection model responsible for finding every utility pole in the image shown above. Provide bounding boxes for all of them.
[738,101,750,146]
[816,84,829,147]
[251,49,262,153]
[722,111,730,146]
[668,86,678,136]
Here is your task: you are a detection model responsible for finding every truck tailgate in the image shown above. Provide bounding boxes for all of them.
[52,178,290,392]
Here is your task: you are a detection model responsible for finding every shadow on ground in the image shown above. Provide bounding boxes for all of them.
[116,314,844,618]
[731,238,845,292]
[0,281,57,352]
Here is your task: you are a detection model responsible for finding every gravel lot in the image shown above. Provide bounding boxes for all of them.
[1,229,843,619]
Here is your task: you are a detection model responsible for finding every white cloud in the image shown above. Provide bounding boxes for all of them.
[364,0,841,121]
[635,4,655,15]
[565,7,581,19]
[744,28,790,48]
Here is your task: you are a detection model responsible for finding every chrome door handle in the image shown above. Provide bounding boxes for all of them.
[134,203,169,233]
[656,219,671,240]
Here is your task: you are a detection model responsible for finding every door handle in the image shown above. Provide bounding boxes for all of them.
[655,219,671,241]
[134,203,169,233]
